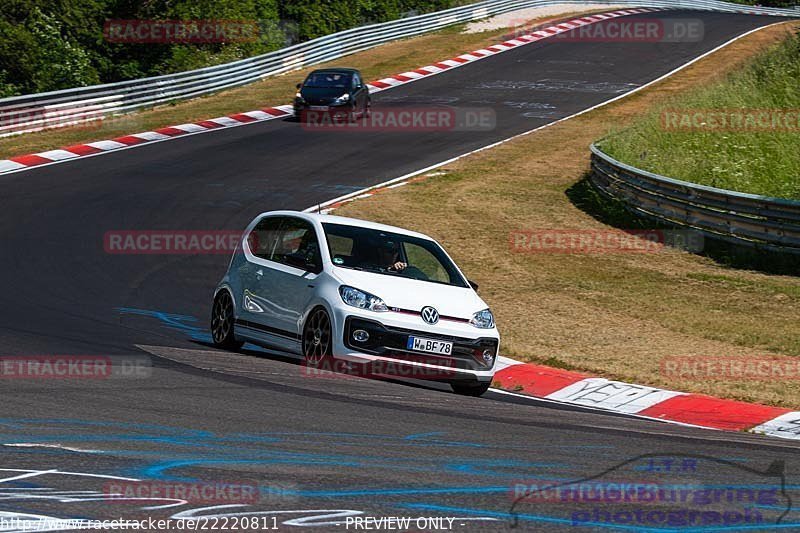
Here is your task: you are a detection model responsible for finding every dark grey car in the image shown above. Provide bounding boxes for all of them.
[294,68,371,122]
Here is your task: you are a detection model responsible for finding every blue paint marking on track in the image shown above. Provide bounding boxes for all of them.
[116,307,211,342]
[115,307,266,351]
[0,419,573,483]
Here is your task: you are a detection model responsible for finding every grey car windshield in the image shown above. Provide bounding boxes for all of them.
[304,72,351,88]
[322,223,468,288]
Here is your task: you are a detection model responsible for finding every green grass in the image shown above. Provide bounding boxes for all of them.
[600,31,800,200]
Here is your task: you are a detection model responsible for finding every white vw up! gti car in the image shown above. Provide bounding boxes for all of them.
[211,211,499,396]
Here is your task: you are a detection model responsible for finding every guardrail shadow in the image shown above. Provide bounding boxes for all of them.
[567,173,800,276]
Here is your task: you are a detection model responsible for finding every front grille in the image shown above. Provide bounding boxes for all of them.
[344,316,497,371]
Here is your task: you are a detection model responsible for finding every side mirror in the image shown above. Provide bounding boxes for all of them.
[468,279,479,291]
[296,82,302,89]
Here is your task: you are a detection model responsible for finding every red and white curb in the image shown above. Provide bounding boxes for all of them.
[493,358,800,441]
[0,8,659,177]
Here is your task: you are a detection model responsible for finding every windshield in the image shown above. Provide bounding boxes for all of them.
[303,71,352,88]
[322,223,468,288]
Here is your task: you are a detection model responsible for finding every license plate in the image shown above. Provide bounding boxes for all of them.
[407,336,453,355]
[309,106,329,111]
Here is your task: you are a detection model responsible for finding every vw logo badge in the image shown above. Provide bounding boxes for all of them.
[421,306,439,325]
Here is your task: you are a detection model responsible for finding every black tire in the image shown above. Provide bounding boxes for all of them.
[364,98,371,119]
[211,291,243,350]
[451,381,492,397]
[302,307,333,367]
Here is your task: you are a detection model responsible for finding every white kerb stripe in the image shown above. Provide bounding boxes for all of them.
[86,140,128,151]
[496,356,523,372]
[35,150,80,161]
[418,65,443,74]
[398,71,425,79]
[171,123,207,133]
[377,78,405,86]
[0,160,28,172]
[240,110,273,120]
[131,132,170,141]
[751,412,800,440]
[207,117,241,127]
[546,378,685,414]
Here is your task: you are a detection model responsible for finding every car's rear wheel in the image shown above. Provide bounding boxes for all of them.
[451,381,492,397]
[303,307,332,366]
[211,291,243,350]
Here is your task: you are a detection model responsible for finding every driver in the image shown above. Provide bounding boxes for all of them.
[377,240,407,272]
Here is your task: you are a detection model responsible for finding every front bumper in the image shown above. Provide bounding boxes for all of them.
[294,101,352,121]
[332,314,499,382]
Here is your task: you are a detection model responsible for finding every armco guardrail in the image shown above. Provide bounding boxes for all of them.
[1,0,797,137]
[589,144,800,253]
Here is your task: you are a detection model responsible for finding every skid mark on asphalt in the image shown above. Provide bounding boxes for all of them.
[471,79,640,93]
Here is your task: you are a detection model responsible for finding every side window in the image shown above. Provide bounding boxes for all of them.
[247,217,282,260]
[273,217,322,273]
[403,242,450,283]
[352,74,360,89]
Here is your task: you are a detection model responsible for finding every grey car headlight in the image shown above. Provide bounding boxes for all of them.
[470,308,495,329]
[339,286,388,312]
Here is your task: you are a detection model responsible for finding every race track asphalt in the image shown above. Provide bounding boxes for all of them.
[0,11,798,531]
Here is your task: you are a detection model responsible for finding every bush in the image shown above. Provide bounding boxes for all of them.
[0,0,462,96]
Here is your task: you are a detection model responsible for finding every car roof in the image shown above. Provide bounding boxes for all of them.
[307,67,359,75]
[256,210,433,241]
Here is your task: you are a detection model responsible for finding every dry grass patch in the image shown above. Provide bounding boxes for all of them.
[336,21,800,408]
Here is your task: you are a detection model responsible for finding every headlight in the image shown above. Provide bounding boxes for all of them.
[294,92,303,99]
[332,93,350,105]
[339,286,388,312]
[470,308,495,329]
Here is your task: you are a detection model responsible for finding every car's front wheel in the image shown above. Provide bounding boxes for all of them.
[211,290,243,350]
[303,307,332,366]
[451,381,492,397]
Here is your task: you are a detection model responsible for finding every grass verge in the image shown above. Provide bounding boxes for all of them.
[600,29,800,200]
[0,8,610,160]
[335,21,800,409]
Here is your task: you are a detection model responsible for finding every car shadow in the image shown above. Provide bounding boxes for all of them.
[188,339,460,393]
